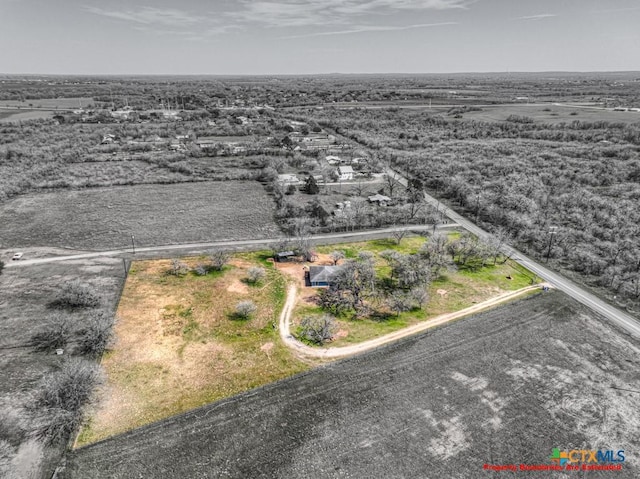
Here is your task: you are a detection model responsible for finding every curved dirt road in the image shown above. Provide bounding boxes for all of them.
[279,283,546,358]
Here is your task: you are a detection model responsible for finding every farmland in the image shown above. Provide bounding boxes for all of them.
[0,181,280,250]
[61,291,640,478]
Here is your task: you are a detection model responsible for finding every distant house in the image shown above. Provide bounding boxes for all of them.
[307,265,342,287]
[326,155,341,165]
[368,194,391,206]
[196,137,218,149]
[277,174,301,186]
[337,166,354,181]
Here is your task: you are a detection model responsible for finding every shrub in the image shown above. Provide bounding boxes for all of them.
[298,315,336,345]
[246,266,266,284]
[31,314,71,352]
[167,259,189,276]
[76,311,115,357]
[31,358,101,445]
[193,263,208,276]
[0,260,4,276]
[56,280,100,308]
[209,251,231,271]
[234,300,257,320]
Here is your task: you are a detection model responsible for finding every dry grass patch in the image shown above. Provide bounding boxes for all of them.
[76,256,310,446]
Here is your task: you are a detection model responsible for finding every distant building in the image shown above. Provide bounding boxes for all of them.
[368,194,391,206]
[337,166,354,181]
[275,251,295,262]
[307,265,343,287]
[277,174,301,186]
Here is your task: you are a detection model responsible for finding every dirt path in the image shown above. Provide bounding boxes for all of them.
[279,283,549,359]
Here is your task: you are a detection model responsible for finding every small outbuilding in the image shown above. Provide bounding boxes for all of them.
[275,251,296,262]
[337,166,354,181]
[368,193,392,206]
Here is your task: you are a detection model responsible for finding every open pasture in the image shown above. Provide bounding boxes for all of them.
[0,181,280,250]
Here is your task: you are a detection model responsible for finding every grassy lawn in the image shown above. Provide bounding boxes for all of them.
[295,236,540,347]
[76,254,310,446]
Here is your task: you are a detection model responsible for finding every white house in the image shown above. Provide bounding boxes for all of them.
[337,166,354,181]
[277,174,301,186]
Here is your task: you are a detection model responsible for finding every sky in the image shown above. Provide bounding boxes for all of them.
[1,0,639,75]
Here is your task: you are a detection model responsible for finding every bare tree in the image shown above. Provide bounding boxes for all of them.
[391,228,409,245]
[209,251,231,271]
[387,291,412,317]
[76,311,115,357]
[298,315,336,345]
[383,173,399,197]
[409,287,429,308]
[329,250,345,265]
[331,255,376,312]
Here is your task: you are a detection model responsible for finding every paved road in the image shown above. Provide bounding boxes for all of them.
[4,224,457,268]
[385,168,640,339]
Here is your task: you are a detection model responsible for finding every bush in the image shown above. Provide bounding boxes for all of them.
[193,263,208,276]
[56,280,100,308]
[246,266,266,284]
[31,314,70,352]
[0,260,4,276]
[76,310,115,357]
[167,259,188,276]
[298,315,336,345]
[32,358,102,445]
[234,300,257,320]
[210,251,231,271]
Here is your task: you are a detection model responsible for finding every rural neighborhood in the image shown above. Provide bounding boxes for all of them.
[1,1,640,478]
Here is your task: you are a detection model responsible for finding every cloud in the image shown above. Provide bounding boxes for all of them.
[228,0,475,28]
[83,6,202,27]
[282,21,458,39]
[515,13,557,21]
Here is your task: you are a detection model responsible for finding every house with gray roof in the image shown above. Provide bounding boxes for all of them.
[307,265,343,287]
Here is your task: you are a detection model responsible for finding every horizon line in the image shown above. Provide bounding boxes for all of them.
[2,70,640,78]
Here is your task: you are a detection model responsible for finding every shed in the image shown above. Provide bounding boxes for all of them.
[338,165,354,181]
[368,193,392,206]
[275,251,295,262]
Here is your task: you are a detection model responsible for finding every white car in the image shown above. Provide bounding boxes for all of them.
[12,252,23,260]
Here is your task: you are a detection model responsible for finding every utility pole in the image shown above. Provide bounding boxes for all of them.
[545,226,558,262]
[131,234,136,255]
